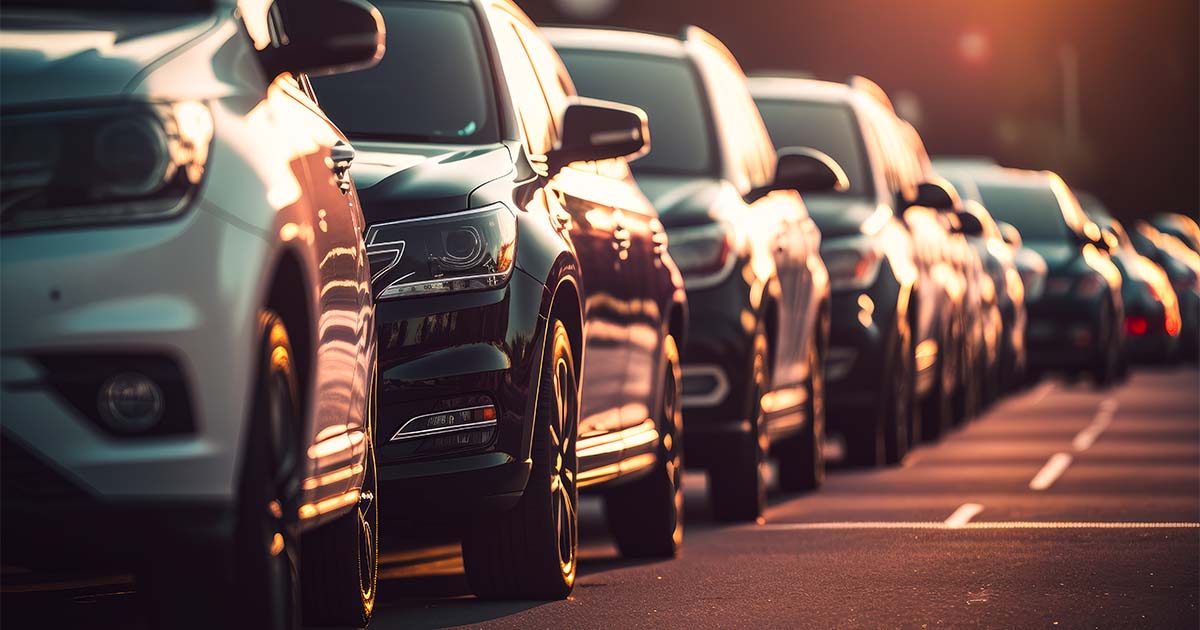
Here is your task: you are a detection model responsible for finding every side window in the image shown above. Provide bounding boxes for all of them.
[511,20,574,126]
[488,11,555,158]
[695,43,774,191]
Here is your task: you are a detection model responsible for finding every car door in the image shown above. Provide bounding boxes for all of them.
[488,7,631,480]
[270,74,373,505]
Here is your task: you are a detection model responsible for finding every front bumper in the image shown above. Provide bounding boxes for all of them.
[0,207,268,502]
[372,269,547,520]
[1024,295,1108,370]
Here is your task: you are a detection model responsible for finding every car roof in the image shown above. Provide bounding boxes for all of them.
[541,26,689,60]
[746,76,855,105]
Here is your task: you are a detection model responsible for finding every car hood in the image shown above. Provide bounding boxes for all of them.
[0,10,218,108]
[803,196,888,239]
[351,141,515,222]
[633,173,738,228]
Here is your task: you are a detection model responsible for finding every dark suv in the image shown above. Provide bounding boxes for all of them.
[312,0,686,600]
[548,26,838,521]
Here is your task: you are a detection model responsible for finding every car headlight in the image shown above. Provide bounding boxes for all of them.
[667,221,737,281]
[822,235,883,291]
[365,203,516,300]
[1,101,213,232]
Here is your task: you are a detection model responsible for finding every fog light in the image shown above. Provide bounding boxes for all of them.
[391,405,497,442]
[97,373,164,433]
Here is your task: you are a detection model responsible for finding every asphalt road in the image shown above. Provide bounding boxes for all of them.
[5,368,1198,629]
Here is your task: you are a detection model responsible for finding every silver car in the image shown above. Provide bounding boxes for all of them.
[1,0,384,627]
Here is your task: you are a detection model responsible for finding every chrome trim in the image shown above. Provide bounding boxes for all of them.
[389,405,497,442]
[680,364,731,407]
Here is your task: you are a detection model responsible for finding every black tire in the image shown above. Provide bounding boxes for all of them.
[776,330,826,492]
[605,334,684,557]
[709,323,769,522]
[1091,305,1121,388]
[921,324,954,442]
[462,319,578,599]
[236,311,304,630]
[884,327,913,465]
[301,360,378,627]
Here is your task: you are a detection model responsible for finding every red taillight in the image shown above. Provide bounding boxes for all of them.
[1125,316,1148,337]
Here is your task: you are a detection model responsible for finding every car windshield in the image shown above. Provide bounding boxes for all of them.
[310,2,498,144]
[559,50,716,176]
[977,182,1070,244]
[755,99,873,200]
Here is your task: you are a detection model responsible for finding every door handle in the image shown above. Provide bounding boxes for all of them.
[613,227,632,250]
[552,207,573,231]
[330,141,356,194]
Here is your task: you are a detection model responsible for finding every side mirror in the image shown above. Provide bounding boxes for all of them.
[771,147,850,194]
[955,211,985,237]
[912,178,960,212]
[1101,228,1119,252]
[257,0,386,79]
[548,97,649,173]
[998,222,1023,248]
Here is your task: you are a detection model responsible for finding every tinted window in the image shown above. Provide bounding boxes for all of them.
[977,183,1070,243]
[489,17,555,156]
[559,50,715,175]
[311,3,498,144]
[755,100,873,199]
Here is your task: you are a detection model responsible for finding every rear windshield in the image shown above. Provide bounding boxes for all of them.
[559,49,716,176]
[311,2,499,144]
[755,99,873,200]
[977,182,1070,243]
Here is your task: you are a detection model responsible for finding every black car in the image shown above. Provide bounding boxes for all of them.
[1130,222,1200,361]
[944,167,1125,385]
[547,26,838,521]
[312,0,687,599]
[1089,213,1183,364]
[750,76,974,464]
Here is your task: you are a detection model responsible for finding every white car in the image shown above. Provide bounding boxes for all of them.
[1,0,384,627]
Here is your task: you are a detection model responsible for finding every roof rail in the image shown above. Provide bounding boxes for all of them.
[846,75,895,112]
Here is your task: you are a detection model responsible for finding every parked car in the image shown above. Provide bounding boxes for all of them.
[939,171,1029,394]
[0,0,384,627]
[311,0,688,599]
[998,222,1050,364]
[548,26,837,520]
[1130,222,1200,361]
[1151,213,1200,254]
[940,166,1125,385]
[901,123,997,414]
[750,75,967,463]
[1089,214,1183,363]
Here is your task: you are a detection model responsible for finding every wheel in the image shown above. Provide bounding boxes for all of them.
[301,359,378,627]
[777,330,826,492]
[236,311,304,630]
[605,334,684,557]
[462,319,578,599]
[708,322,768,522]
[921,324,954,442]
[1091,305,1121,388]
[884,327,913,465]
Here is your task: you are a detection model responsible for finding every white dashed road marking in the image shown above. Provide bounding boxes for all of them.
[1073,398,1119,452]
[1029,452,1074,490]
[944,503,985,528]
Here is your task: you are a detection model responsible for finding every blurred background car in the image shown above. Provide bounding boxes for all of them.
[940,170,1029,396]
[940,166,1125,386]
[903,123,998,415]
[312,0,690,599]
[1129,222,1200,361]
[0,0,386,626]
[1150,213,1200,255]
[549,26,837,521]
